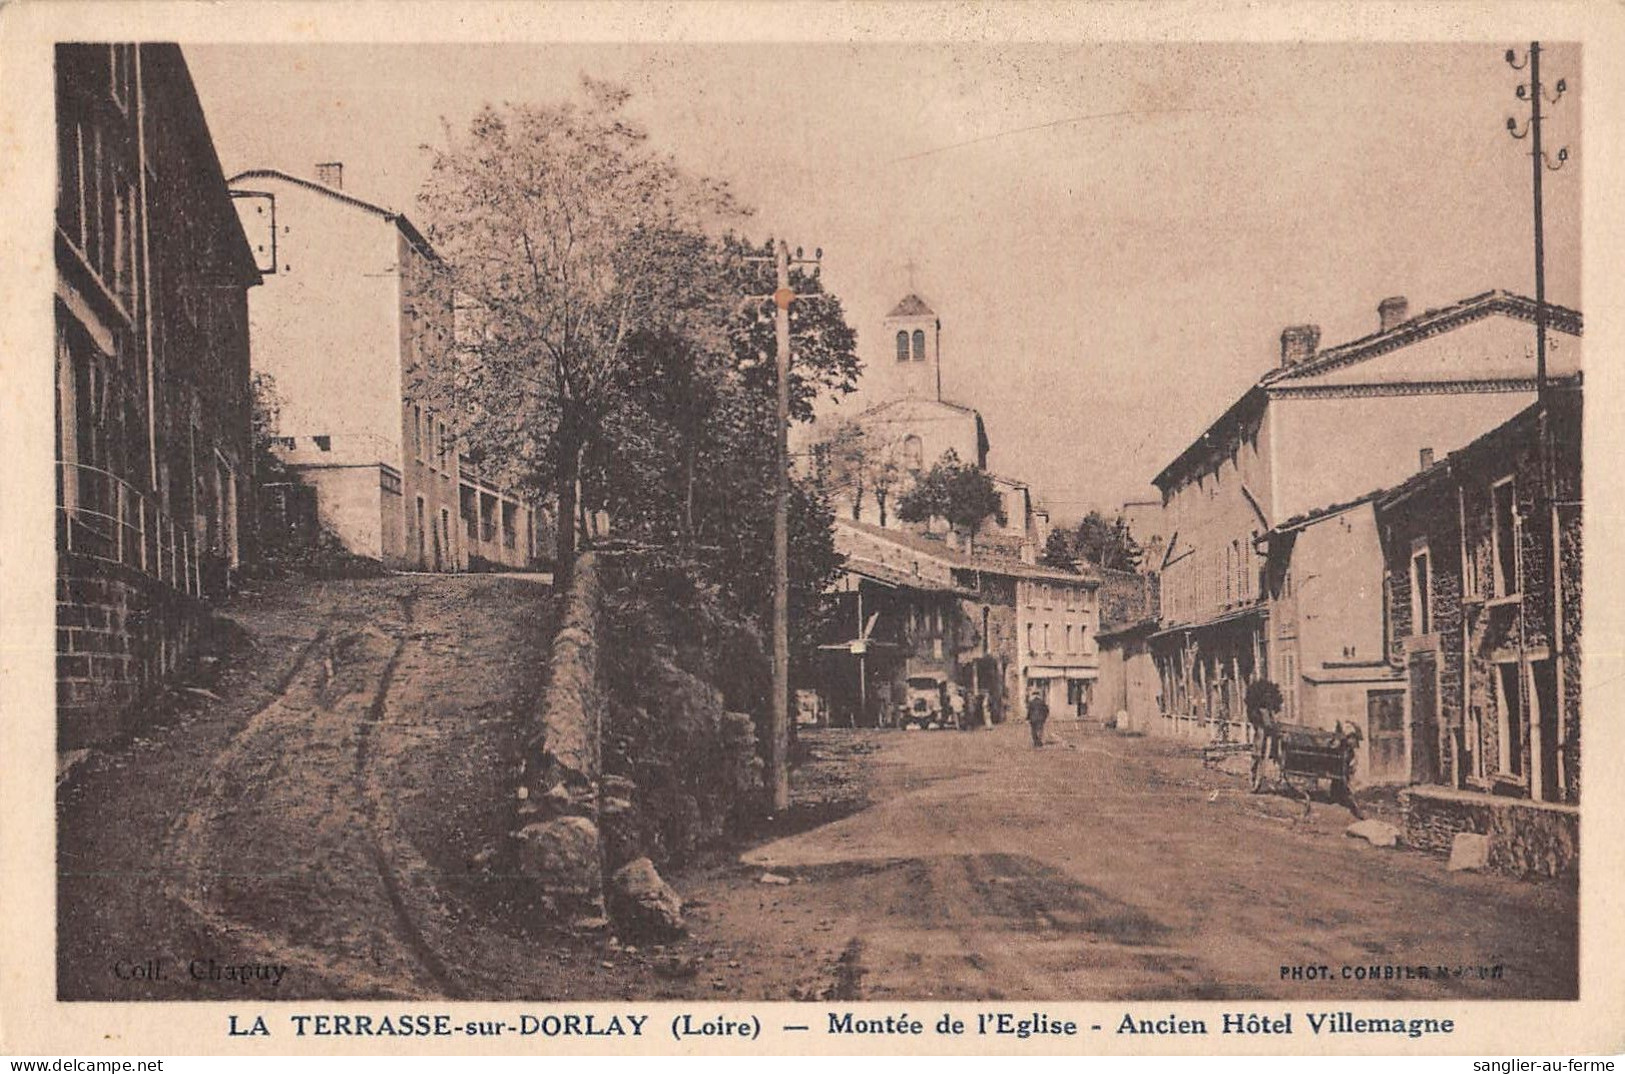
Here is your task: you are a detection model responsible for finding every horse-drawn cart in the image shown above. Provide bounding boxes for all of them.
[1250,719,1364,819]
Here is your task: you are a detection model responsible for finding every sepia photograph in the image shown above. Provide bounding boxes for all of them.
[7,0,1624,1057]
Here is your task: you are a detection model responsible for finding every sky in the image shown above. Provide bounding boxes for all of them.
[186,41,1582,522]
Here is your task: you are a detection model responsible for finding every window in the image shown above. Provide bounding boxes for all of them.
[1042,623,1051,652]
[1026,623,1035,653]
[1281,650,1298,722]
[1497,662,1524,777]
[411,404,422,458]
[1492,478,1518,597]
[895,330,909,361]
[911,329,926,361]
[312,435,332,453]
[902,434,923,471]
[1410,546,1431,635]
[108,45,133,111]
[1066,624,1074,652]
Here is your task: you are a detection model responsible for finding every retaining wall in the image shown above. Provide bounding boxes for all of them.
[58,552,210,748]
[1399,785,1578,880]
[515,552,607,925]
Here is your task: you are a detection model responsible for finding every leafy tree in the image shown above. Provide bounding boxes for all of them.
[1039,528,1078,571]
[896,449,1006,548]
[415,78,744,577]
[1074,509,1142,572]
[816,418,903,525]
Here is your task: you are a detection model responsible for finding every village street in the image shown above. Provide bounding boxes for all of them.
[687,723,1577,1002]
[57,574,1576,1004]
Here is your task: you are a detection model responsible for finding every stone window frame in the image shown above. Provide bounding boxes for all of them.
[1490,474,1520,600]
[1410,540,1432,637]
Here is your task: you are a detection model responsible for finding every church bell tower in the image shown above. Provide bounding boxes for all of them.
[883,293,941,401]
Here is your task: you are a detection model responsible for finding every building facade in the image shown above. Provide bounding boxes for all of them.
[229,166,539,572]
[1149,291,1581,741]
[822,519,1098,726]
[1376,389,1581,804]
[1374,389,1580,876]
[1257,495,1402,783]
[55,44,261,745]
[1096,568,1160,733]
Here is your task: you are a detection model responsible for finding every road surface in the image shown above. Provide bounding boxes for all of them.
[57,577,1576,1002]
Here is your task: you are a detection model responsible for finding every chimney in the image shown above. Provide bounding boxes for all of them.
[1378,295,1409,333]
[315,162,344,190]
[1279,324,1321,367]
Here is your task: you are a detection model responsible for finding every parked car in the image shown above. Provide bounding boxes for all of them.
[900,674,951,729]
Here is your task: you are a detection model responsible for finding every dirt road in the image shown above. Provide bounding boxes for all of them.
[57,573,556,1001]
[675,722,1578,1002]
[58,581,1576,1002]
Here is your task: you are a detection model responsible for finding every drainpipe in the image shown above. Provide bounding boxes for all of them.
[1457,479,1471,788]
[134,46,158,494]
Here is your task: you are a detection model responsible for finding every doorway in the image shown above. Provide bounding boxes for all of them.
[1367,689,1406,782]
[1409,652,1440,784]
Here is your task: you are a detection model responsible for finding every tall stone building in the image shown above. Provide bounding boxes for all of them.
[55,44,261,745]
[1148,291,1581,740]
[229,166,540,571]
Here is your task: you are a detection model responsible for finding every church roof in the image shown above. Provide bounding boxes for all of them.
[887,293,936,318]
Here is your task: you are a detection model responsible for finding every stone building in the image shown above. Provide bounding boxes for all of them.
[1148,291,1581,741]
[55,44,261,745]
[229,166,540,571]
[1095,568,1160,733]
[809,291,1050,558]
[1374,388,1580,875]
[818,518,1099,726]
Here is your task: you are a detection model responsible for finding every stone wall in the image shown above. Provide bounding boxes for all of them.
[58,553,210,749]
[1399,785,1578,880]
[515,552,607,925]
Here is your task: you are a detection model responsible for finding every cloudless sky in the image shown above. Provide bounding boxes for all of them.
[187,41,1581,520]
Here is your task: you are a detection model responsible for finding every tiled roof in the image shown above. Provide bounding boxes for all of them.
[887,293,936,318]
[1152,290,1582,492]
[842,558,981,599]
[228,168,440,262]
[836,518,1097,586]
[1267,290,1582,384]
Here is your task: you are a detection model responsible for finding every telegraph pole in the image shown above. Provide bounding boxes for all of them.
[1506,41,1569,401]
[745,238,824,813]
[771,239,794,813]
[1505,42,1571,801]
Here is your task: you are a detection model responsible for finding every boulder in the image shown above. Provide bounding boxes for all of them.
[515,815,602,896]
[1346,819,1401,848]
[608,857,686,941]
[1447,832,1492,872]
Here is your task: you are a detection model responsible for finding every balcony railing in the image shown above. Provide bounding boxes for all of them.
[57,460,200,597]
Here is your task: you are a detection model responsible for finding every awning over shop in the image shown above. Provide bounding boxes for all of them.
[1026,666,1100,680]
[837,558,981,599]
[1149,603,1266,641]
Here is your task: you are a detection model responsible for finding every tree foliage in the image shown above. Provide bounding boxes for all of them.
[412,82,862,779]
[895,449,1006,541]
[414,78,744,573]
[1038,528,1078,572]
[1053,510,1144,575]
[816,417,904,525]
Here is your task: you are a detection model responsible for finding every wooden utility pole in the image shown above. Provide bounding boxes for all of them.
[1505,42,1570,801]
[742,239,825,813]
[770,239,793,812]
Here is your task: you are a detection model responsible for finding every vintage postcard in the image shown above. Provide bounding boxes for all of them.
[3,0,1624,1058]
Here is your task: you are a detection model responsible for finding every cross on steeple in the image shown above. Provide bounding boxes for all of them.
[903,257,918,292]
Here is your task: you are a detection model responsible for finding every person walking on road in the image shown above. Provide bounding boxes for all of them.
[1026,687,1050,748]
